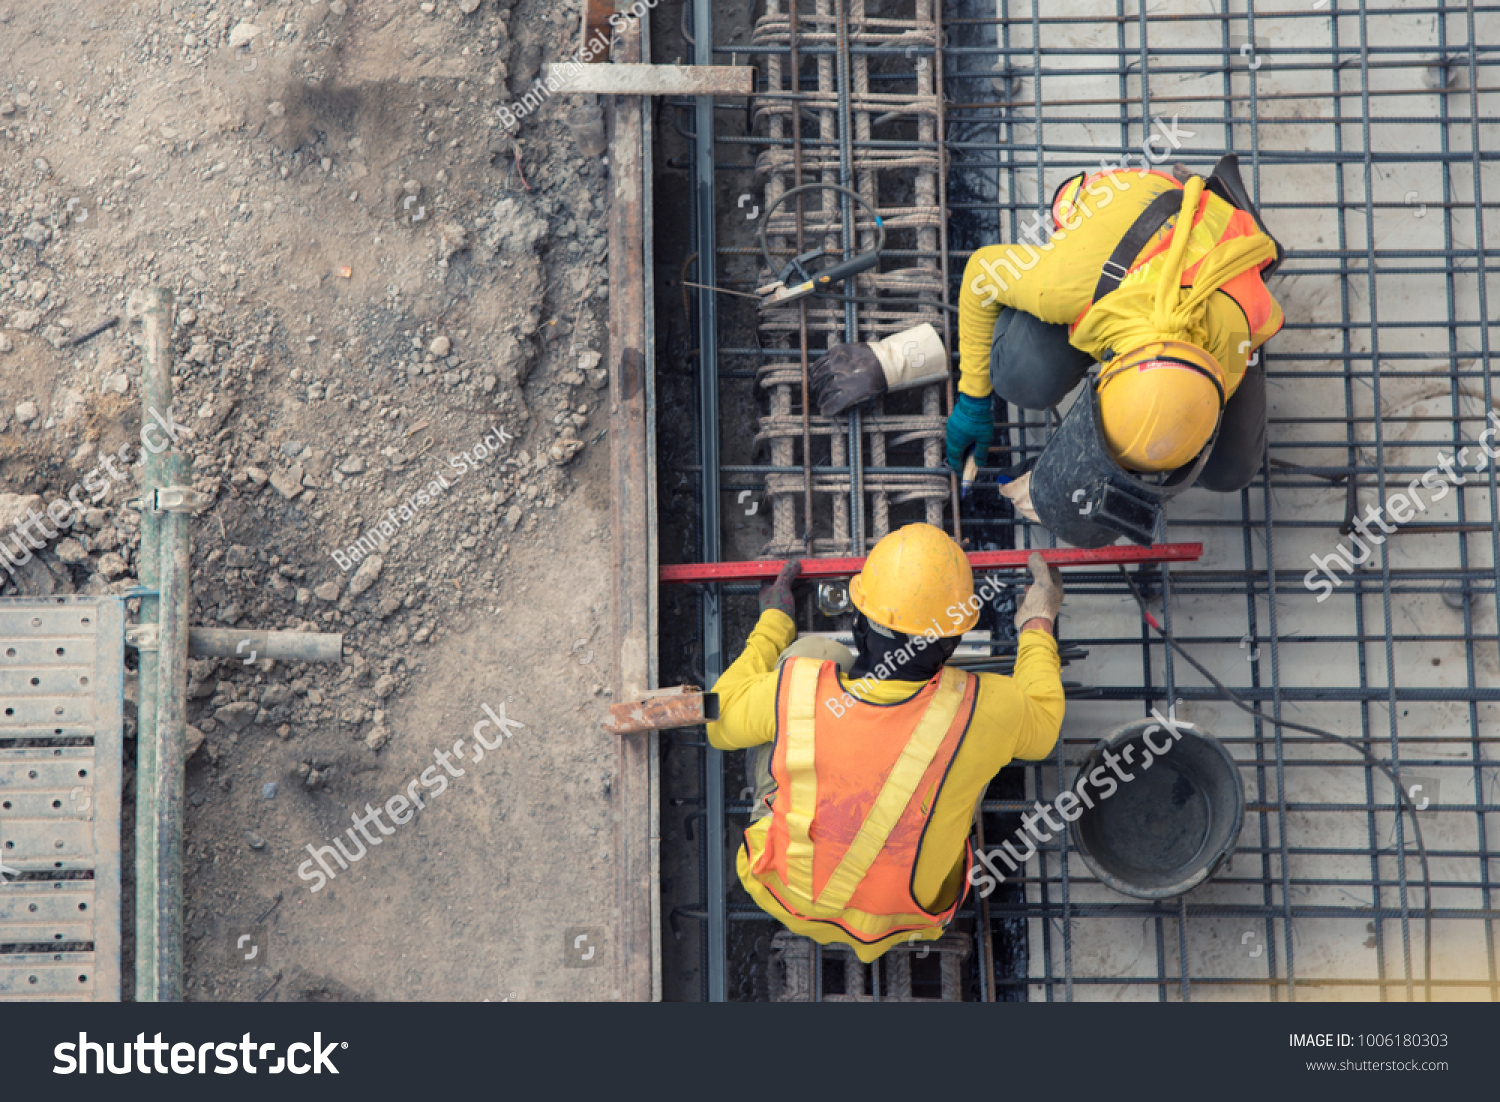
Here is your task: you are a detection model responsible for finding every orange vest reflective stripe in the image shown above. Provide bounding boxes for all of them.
[1055,169,1284,356]
[741,658,978,947]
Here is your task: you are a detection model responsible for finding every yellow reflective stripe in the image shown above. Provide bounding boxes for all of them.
[814,668,967,913]
[781,659,821,903]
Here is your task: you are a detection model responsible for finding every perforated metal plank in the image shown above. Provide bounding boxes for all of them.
[0,952,100,1000]
[0,597,125,1001]
[0,882,98,942]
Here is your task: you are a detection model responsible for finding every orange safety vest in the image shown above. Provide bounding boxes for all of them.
[739,658,978,955]
[1053,168,1284,358]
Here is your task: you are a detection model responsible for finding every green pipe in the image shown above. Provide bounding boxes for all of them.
[188,627,344,664]
[153,448,190,1002]
[134,287,172,1001]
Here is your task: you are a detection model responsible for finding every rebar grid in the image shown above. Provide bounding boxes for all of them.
[750,0,956,557]
[945,0,1500,1002]
[677,0,1500,1001]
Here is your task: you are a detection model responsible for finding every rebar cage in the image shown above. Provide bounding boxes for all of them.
[669,0,1500,1001]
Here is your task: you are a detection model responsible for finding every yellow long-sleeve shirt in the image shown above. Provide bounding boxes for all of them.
[956,169,1278,400]
[708,609,1065,948]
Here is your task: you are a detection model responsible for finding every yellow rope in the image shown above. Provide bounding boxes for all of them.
[1149,175,1277,342]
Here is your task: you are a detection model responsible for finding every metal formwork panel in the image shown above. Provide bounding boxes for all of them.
[0,597,126,1001]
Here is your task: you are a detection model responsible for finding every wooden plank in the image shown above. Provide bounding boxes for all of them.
[606,18,659,1003]
[544,63,755,96]
[604,689,718,735]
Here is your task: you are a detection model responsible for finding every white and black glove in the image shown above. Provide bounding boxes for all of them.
[809,324,949,417]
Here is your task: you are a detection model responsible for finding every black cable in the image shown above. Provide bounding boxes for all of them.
[757,182,887,279]
[753,188,955,319]
[757,186,956,319]
[1118,566,1434,1002]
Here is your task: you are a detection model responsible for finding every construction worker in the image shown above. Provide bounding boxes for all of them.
[707,524,1065,961]
[809,155,1284,547]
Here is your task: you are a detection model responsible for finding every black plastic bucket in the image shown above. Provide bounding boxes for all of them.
[1069,719,1244,899]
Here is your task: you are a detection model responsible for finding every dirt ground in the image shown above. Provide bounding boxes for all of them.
[0,0,629,1000]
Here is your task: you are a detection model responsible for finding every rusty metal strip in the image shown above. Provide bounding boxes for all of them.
[582,0,612,62]
[545,63,755,96]
[604,689,719,735]
[606,16,660,1003]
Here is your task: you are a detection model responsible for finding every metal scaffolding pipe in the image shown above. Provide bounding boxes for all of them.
[150,448,189,1002]
[133,287,170,1002]
[187,628,344,664]
[132,286,190,1002]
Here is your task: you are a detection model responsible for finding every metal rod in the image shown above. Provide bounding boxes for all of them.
[661,542,1203,583]
[133,286,171,1002]
[832,0,862,556]
[151,446,189,1002]
[692,0,728,1005]
[792,0,817,552]
[932,0,961,541]
[187,628,344,663]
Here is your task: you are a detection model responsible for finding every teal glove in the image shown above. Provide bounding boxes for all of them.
[945,392,994,474]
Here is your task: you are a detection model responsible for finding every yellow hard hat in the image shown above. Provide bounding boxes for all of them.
[848,523,978,637]
[1095,340,1226,472]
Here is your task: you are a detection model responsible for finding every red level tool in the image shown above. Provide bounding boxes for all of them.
[660,542,1202,584]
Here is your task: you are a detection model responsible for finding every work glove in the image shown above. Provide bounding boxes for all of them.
[998,471,1040,523]
[945,391,994,474]
[809,323,949,417]
[1014,552,1063,632]
[759,559,801,619]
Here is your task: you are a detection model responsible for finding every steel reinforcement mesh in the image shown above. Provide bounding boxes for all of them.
[947,0,1500,1001]
[676,0,1500,1000]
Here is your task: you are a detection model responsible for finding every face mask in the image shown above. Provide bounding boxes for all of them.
[849,612,961,684]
